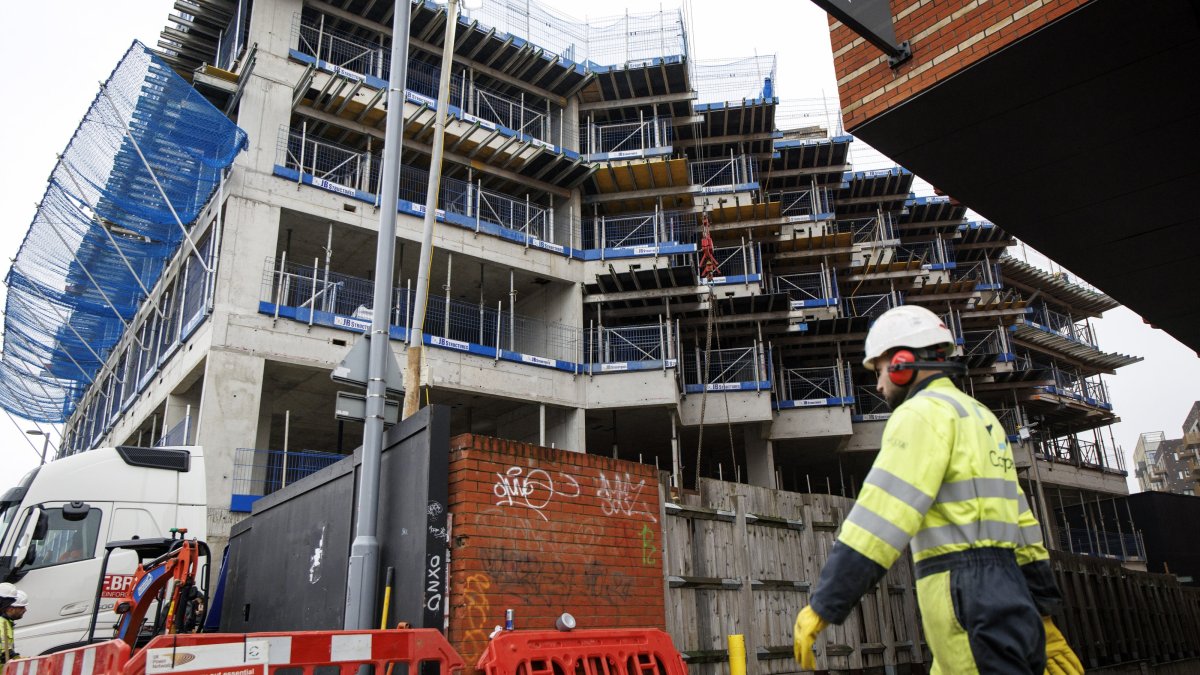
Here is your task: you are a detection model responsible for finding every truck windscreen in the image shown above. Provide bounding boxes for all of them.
[0,466,40,550]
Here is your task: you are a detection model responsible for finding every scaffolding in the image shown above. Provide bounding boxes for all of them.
[692,55,777,104]
[0,42,246,423]
[460,0,687,68]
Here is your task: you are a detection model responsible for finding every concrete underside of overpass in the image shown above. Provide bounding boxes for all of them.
[846,0,1200,352]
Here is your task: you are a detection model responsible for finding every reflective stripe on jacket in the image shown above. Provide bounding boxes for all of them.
[0,617,14,663]
[837,377,1050,568]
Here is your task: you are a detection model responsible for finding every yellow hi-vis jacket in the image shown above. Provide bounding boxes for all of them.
[841,376,1047,568]
[810,376,1060,626]
[0,616,15,663]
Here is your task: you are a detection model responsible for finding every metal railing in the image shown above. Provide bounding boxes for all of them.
[459,0,687,69]
[280,127,377,193]
[582,209,697,249]
[896,239,952,267]
[582,116,672,156]
[279,128,558,243]
[294,14,558,142]
[993,407,1022,438]
[690,155,756,192]
[842,294,896,320]
[774,271,835,304]
[1029,302,1097,348]
[836,213,896,243]
[232,447,345,497]
[962,329,1003,358]
[585,323,668,364]
[1038,434,1125,472]
[708,244,757,279]
[263,258,690,369]
[156,411,191,447]
[771,187,831,218]
[777,365,850,402]
[853,385,890,417]
[1062,528,1146,562]
[683,346,763,388]
[693,55,777,104]
[953,260,1001,286]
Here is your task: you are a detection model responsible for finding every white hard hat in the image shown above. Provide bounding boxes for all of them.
[11,590,27,608]
[863,305,955,370]
[0,583,15,599]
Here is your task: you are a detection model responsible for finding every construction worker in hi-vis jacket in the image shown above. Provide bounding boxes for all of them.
[793,305,1084,674]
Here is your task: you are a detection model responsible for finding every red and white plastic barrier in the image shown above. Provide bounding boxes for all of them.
[3,639,131,675]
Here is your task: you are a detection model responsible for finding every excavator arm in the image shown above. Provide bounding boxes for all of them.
[110,533,204,648]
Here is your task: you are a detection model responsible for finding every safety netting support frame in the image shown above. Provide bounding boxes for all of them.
[1,40,247,423]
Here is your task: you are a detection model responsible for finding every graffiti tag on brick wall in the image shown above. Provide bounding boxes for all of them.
[597,470,658,522]
[640,523,657,565]
[493,466,581,520]
[462,572,493,647]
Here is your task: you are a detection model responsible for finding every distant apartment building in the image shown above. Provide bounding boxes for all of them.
[1134,402,1200,495]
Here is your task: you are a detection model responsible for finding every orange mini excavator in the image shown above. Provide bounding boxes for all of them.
[87,528,210,648]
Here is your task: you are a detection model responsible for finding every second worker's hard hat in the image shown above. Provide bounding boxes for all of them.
[862,305,955,370]
[11,590,28,607]
[0,582,15,599]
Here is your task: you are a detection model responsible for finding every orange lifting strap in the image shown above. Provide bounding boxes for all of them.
[476,629,687,675]
[697,213,720,281]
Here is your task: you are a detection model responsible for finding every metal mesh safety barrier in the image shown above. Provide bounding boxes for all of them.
[0,41,247,422]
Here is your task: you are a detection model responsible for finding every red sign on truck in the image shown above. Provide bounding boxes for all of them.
[102,574,136,599]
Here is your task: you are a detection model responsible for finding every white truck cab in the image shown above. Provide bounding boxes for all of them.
[0,446,206,656]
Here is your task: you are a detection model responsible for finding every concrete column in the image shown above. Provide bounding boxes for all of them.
[193,349,266,562]
[239,0,308,175]
[562,95,581,153]
[744,423,776,488]
[212,197,282,324]
[547,407,586,454]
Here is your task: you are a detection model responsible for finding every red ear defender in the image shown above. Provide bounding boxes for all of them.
[888,349,917,386]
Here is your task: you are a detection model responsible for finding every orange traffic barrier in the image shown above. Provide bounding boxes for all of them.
[122,629,464,675]
[476,629,687,675]
[3,639,131,675]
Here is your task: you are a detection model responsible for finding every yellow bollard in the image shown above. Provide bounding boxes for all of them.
[728,634,746,675]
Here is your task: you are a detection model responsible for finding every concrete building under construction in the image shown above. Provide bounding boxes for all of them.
[3,0,1145,584]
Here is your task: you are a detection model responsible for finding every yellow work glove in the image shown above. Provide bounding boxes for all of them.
[793,605,828,670]
[1043,617,1084,675]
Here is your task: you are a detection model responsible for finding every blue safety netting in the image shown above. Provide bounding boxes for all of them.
[0,41,247,422]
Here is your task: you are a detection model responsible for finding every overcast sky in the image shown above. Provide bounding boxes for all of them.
[2,1,1196,491]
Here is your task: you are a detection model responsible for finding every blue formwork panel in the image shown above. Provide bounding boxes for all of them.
[684,381,771,394]
[774,396,854,410]
[584,146,674,162]
[789,299,838,310]
[230,494,260,513]
[589,359,678,374]
[260,301,683,378]
[578,242,697,261]
[781,211,836,224]
[705,274,763,286]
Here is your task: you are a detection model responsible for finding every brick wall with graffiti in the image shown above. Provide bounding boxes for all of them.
[446,434,665,666]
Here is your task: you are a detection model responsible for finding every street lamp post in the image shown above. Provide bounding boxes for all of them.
[25,429,50,465]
